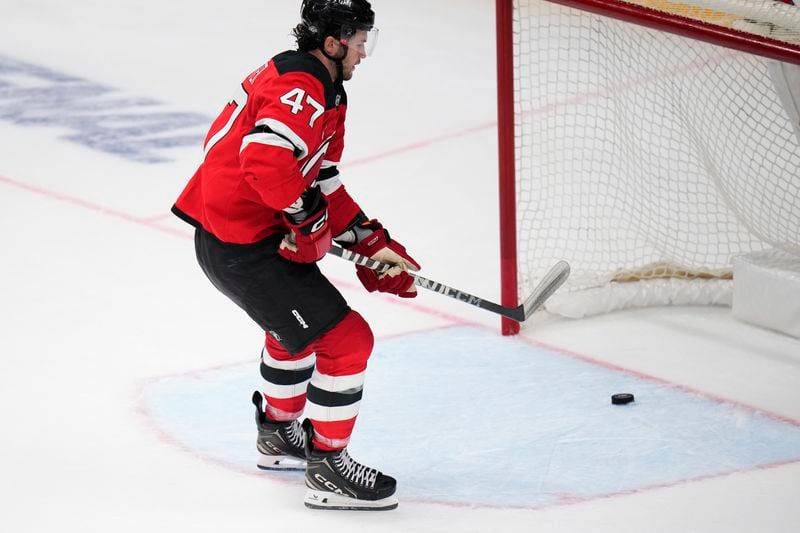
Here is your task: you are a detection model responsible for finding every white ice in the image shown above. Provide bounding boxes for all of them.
[1,1,799,532]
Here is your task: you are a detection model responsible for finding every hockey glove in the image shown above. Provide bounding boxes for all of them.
[278,185,332,263]
[350,220,421,298]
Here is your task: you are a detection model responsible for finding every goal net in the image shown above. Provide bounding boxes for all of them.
[498,0,800,330]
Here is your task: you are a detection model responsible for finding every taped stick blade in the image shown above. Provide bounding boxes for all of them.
[522,261,571,320]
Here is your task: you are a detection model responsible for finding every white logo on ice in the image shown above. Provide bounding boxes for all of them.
[292,310,309,329]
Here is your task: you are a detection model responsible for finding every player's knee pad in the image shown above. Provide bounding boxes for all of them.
[313,310,374,375]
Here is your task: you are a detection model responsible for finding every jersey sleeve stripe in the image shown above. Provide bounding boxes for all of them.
[240,129,297,155]
[318,172,342,195]
[299,136,333,177]
[317,166,339,180]
[251,118,309,159]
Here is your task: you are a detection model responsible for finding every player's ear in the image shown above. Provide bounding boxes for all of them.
[322,35,340,56]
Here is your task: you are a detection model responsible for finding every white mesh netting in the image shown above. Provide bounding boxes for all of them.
[513,0,800,316]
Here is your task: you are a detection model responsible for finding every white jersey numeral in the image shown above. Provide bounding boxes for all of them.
[305,96,325,127]
[280,88,325,127]
[279,88,306,114]
[204,83,248,157]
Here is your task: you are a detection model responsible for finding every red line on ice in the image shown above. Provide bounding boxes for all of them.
[0,172,470,325]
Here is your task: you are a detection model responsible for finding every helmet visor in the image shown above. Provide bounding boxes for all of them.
[341,26,379,57]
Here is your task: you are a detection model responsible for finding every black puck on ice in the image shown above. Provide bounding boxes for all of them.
[611,393,635,405]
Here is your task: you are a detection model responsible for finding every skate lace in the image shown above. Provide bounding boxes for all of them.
[335,449,379,488]
[285,420,305,450]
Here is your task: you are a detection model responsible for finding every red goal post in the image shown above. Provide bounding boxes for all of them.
[496,0,800,334]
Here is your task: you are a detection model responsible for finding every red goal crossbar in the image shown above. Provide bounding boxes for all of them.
[549,0,800,65]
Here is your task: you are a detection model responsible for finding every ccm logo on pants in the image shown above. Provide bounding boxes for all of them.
[292,310,309,329]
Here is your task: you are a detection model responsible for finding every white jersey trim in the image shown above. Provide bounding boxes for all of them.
[240,132,296,155]
[318,173,342,195]
[300,137,332,177]
[252,118,309,159]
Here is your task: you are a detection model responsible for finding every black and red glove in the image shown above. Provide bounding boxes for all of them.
[278,186,332,263]
[350,220,421,298]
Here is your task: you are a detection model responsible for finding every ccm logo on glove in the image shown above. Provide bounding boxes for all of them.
[278,185,332,263]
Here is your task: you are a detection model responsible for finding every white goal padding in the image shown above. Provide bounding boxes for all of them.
[545,278,732,318]
[733,250,800,338]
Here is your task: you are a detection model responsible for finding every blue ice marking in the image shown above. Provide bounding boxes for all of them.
[141,326,800,508]
[0,55,208,163]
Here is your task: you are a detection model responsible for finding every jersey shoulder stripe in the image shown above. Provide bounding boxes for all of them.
[272,50,343,110]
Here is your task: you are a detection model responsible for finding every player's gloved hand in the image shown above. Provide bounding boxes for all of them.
[350,220,421,298]
[278,185,332,263]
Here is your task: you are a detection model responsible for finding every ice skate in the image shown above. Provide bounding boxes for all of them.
[252,391,306,471]
[302,419,398,511]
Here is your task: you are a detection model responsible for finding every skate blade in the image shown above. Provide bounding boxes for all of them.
[257,454,307,471]
[303,489,398,511]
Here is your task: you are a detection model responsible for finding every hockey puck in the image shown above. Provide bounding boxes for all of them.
[611,393,635,405]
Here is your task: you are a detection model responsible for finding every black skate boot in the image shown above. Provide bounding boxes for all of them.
[302,419,398,510]
[252,391,306,471]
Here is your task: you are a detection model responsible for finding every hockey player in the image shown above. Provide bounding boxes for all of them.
[171,0,417,511]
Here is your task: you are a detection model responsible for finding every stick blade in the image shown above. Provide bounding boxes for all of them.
[522,261,571,319]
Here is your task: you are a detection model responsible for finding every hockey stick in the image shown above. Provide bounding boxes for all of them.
[327,246,570,322]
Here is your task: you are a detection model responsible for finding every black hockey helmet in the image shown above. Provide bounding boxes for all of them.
[294,0,378,56]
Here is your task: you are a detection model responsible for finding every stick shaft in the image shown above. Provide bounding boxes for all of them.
[327,246,526,321]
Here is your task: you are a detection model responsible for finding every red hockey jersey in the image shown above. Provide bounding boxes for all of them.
[172,51,362,244]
